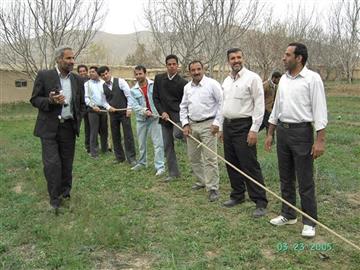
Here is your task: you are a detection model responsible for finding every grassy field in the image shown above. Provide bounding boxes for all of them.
[0,82,359,269]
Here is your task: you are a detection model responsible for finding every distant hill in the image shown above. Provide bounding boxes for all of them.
[77,30,154,65]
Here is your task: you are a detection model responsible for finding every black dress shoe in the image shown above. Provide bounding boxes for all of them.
[192,184,205,190]
[129,160,137,166]
[163,176,180,182]
[223,198,245,208]
[49,204,61,215]
[253,207,267,218]
[113,159,125,164]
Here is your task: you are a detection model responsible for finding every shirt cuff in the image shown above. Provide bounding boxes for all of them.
[314,121,327,131]
[250,123,261,132]
[212,119,220,127]
[182,119,189,127]
[268,118,278,126]
[104,103,111,110]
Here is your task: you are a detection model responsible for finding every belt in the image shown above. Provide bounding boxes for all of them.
[223,117,252,124]
[189,116,215,124]
[278,120,312,129]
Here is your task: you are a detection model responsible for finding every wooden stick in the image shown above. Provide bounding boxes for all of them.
[99,108,131,113]
[166,117,360,252]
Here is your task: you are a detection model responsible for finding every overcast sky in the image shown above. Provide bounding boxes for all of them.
[100,0,338,35]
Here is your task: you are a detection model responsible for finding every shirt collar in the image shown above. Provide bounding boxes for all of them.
[230,67,247,80]
[286,66,308,79]
[191,75,206,87]
[269,79,276,88]
[90,78,103,84]
[135,78,152,89]
[105,77,114,86]
[167,73,177,80]
[56,66,70,79]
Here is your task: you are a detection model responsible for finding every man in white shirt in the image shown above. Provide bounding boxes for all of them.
[84,66,115,158]
[265,42,328,238]
[221,48,268,217]
[98,66,137,165]
[180,61,223,202]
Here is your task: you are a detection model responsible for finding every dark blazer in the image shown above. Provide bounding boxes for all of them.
[153,72,187,125]
[30,69,85,139]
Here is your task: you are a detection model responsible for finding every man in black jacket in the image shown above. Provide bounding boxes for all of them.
[153,55,188,181]
[98,66,136,164]
[30,46,85,214]
[77,64,91,153]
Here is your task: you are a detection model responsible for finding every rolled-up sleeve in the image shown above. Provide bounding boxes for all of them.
[84,81,93,107]
[250,76,265,132]
[118,79,132,109]
[212,80,223,128]
[310,75,328,131]
[268,86,280,126]
[179,86,189,127]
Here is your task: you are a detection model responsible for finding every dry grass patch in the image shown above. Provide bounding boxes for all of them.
[92,250,153,270]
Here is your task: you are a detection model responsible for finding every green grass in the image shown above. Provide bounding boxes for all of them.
[1,86,360,269]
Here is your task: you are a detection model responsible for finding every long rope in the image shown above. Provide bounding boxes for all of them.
[165,118,360,252]
[99,108,130,113]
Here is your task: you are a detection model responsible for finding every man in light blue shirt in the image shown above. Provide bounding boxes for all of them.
[129,65,165,176]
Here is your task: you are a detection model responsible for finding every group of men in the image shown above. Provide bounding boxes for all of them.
[30,42,327,238]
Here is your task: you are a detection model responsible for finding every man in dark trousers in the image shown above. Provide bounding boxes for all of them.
[84,66,112,159]
[221,48,268,218]
[153,54,188,181]
[77,64,91,153]
[266,43,328,238]
[98,66,136,165]
[30,46,85,214]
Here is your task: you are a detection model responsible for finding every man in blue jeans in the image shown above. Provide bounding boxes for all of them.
[129,65,165,176]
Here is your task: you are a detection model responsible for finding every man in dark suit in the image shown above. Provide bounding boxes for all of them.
[153,54,188,181]
[30,46,85,214]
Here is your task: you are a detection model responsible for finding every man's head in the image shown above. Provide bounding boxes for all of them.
[283,42,308,72]
[188,60,204,84]
[89,66,99,80]
[134,65,147,84]
[227,48,244,74]
[271,71,282,85]
[97,66,111,83]
[77,64,88,78]
[55,46,74,73]
[165,54,179,76]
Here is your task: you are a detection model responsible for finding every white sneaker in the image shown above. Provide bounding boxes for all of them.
[131,164,144,171]
[301,225,316,238]
[155,168,165,176]
[270,215,297,226]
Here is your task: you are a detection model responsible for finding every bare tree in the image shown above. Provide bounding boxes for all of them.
[125,42,161,68]
[144,0,261,77]
[329,0,360,83]
[0,0,106,80]
[77,42,109,65]
[243,8,288,79]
